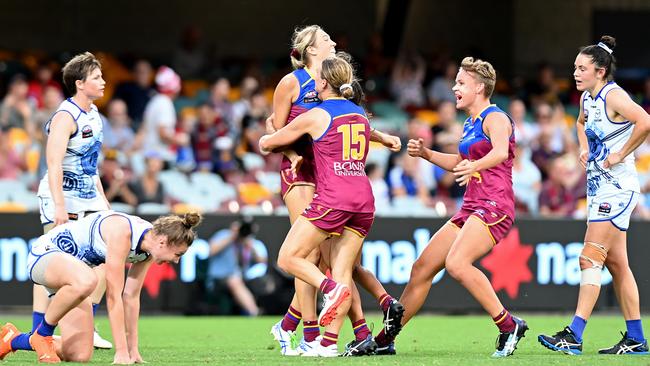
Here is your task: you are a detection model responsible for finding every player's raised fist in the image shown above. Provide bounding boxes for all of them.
[407,138,425,158]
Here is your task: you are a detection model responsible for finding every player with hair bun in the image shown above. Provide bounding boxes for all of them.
[539,35,650,356]
[269,26,403,357]
[0,212,202,364]
[261,54,377,357]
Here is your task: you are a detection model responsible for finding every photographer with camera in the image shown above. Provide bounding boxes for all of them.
[206,217,266,316]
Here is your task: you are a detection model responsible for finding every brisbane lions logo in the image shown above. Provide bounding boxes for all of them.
[52,229,78,256]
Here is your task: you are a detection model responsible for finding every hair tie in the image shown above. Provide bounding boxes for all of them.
[339,83,352,93]
[290,48,301,59]
[597,42,613,54]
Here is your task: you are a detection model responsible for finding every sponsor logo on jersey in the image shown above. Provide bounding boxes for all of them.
[81,125,93,138]
[303,90,319,104]
[598,202,611,214]
[333,161,366,176]
[593,108,602,123]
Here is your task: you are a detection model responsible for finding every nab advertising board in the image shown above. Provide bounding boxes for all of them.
[0,213,648,313]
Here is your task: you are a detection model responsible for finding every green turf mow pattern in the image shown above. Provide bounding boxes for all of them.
[1,315,648,365]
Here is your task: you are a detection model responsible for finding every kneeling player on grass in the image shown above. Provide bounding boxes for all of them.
[0,211,202,364]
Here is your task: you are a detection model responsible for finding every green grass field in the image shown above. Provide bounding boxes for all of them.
[1,314,649,365]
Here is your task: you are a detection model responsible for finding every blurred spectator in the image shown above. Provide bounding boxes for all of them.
[213,136,239,177]
[99,150,137,206]
[172,25,206,79]
[103,99,136,153]
[388,152,431,204]
[433,132,464,201]
[528,62,561,107]
[240,91,270,155]
[128,151,167,206]
[366,162,390,210]
[113,59,155,130]
[390,53,426,108]
[0,126,27,179]
[175,108,197,172]
[27,61,62,109]
[191,103,219,170]
[231,76,260,129]
[141,66,185,164]
[406,118,437,192]
[206,217,266,316]
[531,103,574,178]
[432,101,462,151]
[0,74,35,133]
[427,60,457,107]
[538,154,585,217]
[509,98,539,151]
[512,142,542,215]
[33,86,64,178]
[209,77,235,131]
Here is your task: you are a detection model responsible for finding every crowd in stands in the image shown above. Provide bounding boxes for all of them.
[3,33,650,219]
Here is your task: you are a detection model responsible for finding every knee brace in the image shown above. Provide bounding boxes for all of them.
[580,241,608,287]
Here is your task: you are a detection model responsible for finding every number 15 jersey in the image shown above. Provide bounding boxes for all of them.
[311,98,374,213]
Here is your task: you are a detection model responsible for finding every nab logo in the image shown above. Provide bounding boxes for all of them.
[362,228,446,285]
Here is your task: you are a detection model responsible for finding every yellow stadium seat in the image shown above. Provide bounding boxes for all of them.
[172,203,204,214]
[414,110,439,126]
[183,80,210,98]
[8,127,30,147]
[636,154,650,173]
[264,87,274,104]
[238,182,272,205]
[228,87,241,102]
[0,202,27,213]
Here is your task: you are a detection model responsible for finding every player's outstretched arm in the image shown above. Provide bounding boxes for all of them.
[123,258,153,364]
[370,128,402,152]
[407,137,461,171]
[101,215,134,364]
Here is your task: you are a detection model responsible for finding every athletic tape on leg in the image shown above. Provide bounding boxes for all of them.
[580,241,607,286]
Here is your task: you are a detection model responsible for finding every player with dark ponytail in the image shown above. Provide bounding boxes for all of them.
[539,35,650,355]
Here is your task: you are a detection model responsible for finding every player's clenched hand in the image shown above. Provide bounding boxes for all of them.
[383,134,402,152]
[453,159,477,186]
[579,149,589,169]
[53,205,68,227]
[265,114,277,134]
[289,155,303,180]
[603,151,623,169]
[407,138,425,158]
[258,135,271,155]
